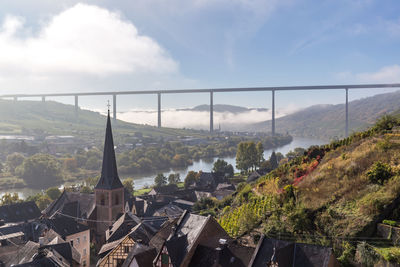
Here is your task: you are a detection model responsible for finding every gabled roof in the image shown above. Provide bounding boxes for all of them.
[163,211,229,267]
[121,243,157,267]
[45,217,89,238]
[106,212,141,243]
[153,203,184,218]
[189,242,255,267]
[43,191,95,219]
[248,236,338,267]
[0,201,41,223]
[149,184,179,195]
[95,111,124,190]
[41,242,81,265]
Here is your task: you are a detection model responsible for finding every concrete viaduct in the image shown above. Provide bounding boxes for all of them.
[1,83,400,137]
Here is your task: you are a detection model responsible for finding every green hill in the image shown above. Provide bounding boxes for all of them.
[209,114,400,265]
[0,99,205,140]
[250,90,400,140]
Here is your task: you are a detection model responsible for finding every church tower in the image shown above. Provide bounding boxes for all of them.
[95,110,124,236]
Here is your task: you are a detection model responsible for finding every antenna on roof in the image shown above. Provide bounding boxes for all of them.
[107,100,111,115]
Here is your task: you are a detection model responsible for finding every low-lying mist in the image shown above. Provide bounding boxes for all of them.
[116,108,292,131]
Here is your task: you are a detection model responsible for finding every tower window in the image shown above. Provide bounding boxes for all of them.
[100,195,105,205]
[115,194,119,205]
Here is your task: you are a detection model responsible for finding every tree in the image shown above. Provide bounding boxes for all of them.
[85,156,101,170]
[36,194,52,210]
[63,158,78,172]
[256,142,265,168]
[236,141,258,172]
[46,187,61,200]
[123,178,135,195]
[168,173,180,184]
[213,159,234,178]
[0,193,22,205]
[269,152,278,170]
[18,154,63,187]
[154,173,167,187]
[6,153,25,175]
[184,171,198,189]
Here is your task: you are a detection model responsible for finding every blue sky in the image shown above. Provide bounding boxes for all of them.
[0,0,399,113]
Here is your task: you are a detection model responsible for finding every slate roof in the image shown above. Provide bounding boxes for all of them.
[0,201,41,223]
[45,217,89,239]
[248,236,339,267]
[7,241,40,266]
[0,224,24,241]
[95,111,124,190]
[212,189,235,200]
[149,184,179,195]
[149,219,178,253]
[106,212,141,243]
[15,247,70,267]
[121,243,157,267]
[195,191,212,201]
[247,169,268,183]
[189,242,255,267]
[195,172,216,190]
[215,183,235,191]
[41,242,81,265]
[163,211,229,267]
[153,203,184,218]
[172,199,194,211]
[43,191,95,219]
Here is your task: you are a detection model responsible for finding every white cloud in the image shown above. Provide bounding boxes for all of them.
[0,3,178,77]
[355,65,400,83]
[335,65,400,83]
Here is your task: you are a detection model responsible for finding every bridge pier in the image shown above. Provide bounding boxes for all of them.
[113,94,117,122]
[210,91,214,133]
[272,89,275,136]
[42,96,45,102]
[74,95,78,121]
[345,88,349,137]
[158,93,161,128]
[13,96,17,101]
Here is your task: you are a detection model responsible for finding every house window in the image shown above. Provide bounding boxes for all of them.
[83,260,86,266]
[77,237,80,244]
[83,248,86,255]
[124,246,130,253]
[161,254,169,265]
[116,259,124,267]
[70,240,73,246]
[84,236,87,242]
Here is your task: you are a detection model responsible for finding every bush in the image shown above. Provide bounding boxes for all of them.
[383,219,397,227]
[366,162,392,185]
[18,154,63,187]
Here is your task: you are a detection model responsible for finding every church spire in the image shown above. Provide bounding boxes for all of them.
[95,108,123,190]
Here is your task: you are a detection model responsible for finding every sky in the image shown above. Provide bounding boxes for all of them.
[0,0,399,117]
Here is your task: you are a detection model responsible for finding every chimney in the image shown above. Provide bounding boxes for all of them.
[213,239,227,267]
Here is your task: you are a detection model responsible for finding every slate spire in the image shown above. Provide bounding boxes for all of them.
[95,109,123,190]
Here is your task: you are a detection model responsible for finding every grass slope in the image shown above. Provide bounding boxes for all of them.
[0,99,206,139]
[217,114,400,264]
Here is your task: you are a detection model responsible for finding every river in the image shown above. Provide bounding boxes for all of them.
[0,137,326,199]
